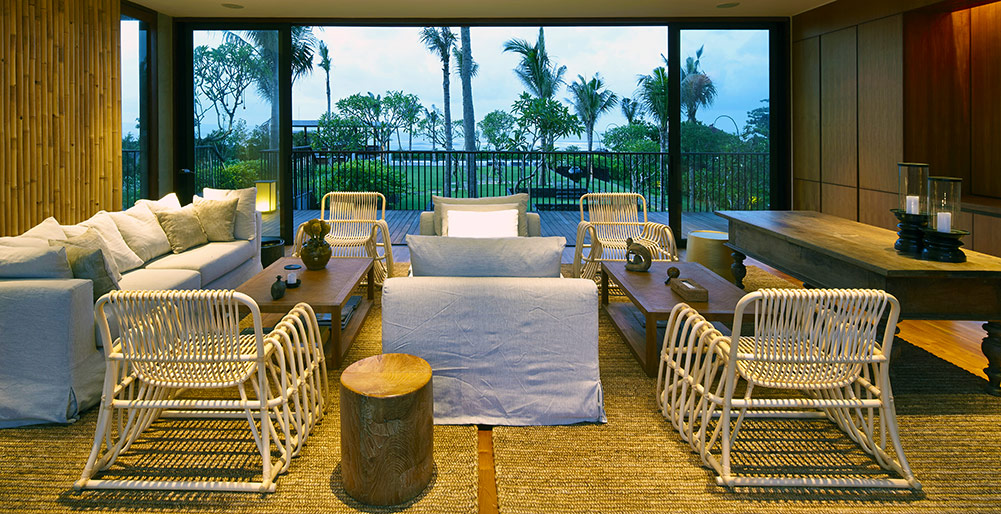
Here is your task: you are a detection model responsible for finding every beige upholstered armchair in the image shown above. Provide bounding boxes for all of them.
[572,193,678,280]
[293,192,395,285]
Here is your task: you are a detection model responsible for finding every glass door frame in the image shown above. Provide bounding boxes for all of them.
[121,0,159,200]
[174,22,293,242]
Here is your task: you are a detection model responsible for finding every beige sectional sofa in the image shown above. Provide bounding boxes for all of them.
[0,191,263,427]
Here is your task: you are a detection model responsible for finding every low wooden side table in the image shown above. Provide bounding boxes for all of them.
[237,256,374,368]
[340,353,433,506]
[601,261,748,377]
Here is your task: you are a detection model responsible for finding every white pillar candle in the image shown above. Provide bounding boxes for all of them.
[936,211,952,233]
[287,272,297,284]
[905,195,920,214]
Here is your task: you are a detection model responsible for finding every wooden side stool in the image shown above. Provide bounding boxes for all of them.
[339,353,433,505]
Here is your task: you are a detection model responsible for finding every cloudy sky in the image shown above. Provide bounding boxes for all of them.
[122,25,769,149]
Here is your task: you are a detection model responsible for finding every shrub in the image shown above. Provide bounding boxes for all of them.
[312,159,407,207]
[216,159,261,190]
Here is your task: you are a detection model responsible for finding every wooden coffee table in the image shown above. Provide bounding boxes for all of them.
[238,257,374,369]
[601,261,748,377]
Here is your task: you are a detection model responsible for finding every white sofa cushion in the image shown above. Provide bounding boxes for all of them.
[119,268,201,291]
[0,236,49,248]
[79,211,145,273]
[144,240,255,286]
[202,187,257,241]
[432,193,529,236]
[21,217,66,240]
[443,205,519,237]
[407,234,564,277]
[0,246,72,279]
[109,204,171,262]
[137,192,182,213]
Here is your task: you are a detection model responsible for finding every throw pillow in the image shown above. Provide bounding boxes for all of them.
[202,187,256,240]
[80,211,145,272]
[109,204,172,262]
[440,203,520,236]
[0,245,73,279]
[192,197,238,242]
[155,205,208,253]
[49,240,119,302]
[20,217,67,240]
[0,236,49,248]
[137,192,183,213]
[432,193,529,237]
[48,227,122,283]
[445,209,519,238]
[407,234,564,278]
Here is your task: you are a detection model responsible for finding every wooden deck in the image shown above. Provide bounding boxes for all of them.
[263,210,729,246]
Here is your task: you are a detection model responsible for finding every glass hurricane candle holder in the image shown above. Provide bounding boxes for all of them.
[891,163,931,256]
[921,176,968,263]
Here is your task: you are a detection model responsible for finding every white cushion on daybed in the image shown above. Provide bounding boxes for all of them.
[118,268,202,291]
[144,240,255,286]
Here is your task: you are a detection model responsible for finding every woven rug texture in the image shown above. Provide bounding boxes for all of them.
[492,293,1001,513]
[0,288,477,514]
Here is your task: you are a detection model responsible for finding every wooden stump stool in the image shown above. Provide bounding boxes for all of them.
[340,353,433,505]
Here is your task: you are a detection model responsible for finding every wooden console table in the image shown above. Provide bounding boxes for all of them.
[716,210,1001,395]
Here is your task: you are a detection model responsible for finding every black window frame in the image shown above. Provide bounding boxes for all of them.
[121,0,160,201]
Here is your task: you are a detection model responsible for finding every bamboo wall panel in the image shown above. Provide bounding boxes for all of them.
[792,37,820,183]
[857,15,904,194]
[971,2,1001,198]
[819,27,858,189]
[1,0,121,237]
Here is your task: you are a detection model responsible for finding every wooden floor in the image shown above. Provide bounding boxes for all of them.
[263,210,729,246]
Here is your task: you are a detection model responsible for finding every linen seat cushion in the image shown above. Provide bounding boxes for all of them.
[432,193,529,236]
[118,268,202,291]
[407,234,564,277]
[144,240,255,286]
[108,204,171,262]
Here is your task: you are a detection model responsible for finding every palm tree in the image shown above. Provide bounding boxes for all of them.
[458,27,477,197]
[680,45,718,123]
[420,27,457,195]
[317,41,332,115]
[502,27,566,101]
[567,74,618,153]
[636,67,670,153]
[620,97,644,125]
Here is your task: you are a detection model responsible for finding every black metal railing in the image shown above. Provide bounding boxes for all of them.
[287,150,768,212]
[122,148,143,206]
[194,145,226,192]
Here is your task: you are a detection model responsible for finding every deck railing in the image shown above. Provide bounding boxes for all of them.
[122,148,143,206]
[203,149,769,213]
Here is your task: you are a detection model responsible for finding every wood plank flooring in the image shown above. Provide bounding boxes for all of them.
[264,209,730,246]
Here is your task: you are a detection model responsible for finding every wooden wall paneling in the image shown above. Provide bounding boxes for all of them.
[793,179,821,211]
[970,3,1001,198]
[858,188,899,231]
[857,15,904,193]
[821,182,858,221]
[820,26,858,188]
[792,37,821,183]
[903,9,971,190]
[972,213,1001,256]
[792,0,943,41]
[0,0,120,236]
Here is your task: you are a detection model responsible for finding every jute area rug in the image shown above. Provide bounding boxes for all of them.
[494,269,1001,513]
[0,279,477,514]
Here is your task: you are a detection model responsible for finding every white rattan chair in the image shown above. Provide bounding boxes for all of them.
[572,192,678,280]
[293,192,394,285]
[76,290,325,493]
[669,289,920,490]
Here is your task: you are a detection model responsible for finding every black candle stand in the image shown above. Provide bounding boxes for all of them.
[921,227,969,263]
[890,209,928,256]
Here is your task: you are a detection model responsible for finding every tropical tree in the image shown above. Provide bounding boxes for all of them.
[636,67,670,153]
[317,41,332,114]
[336,93,390,149]
[620,97,645,125]
[458,27,477,196]
[479,110,516,151]
[502,28,566,100]
[680,45,718,123]
[567,74,618,153]
[420,27,457,194]
[741,99,769,152]
[192,43,263,142]
[419,106,445,151]
[383,91,423,151]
